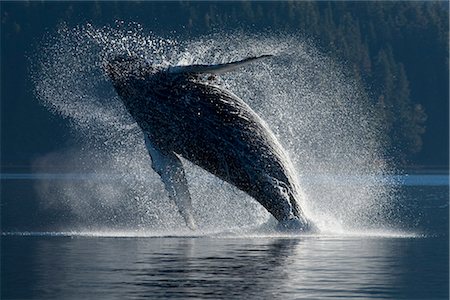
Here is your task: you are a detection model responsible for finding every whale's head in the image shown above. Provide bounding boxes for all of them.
[104,55,154,83]
[104,55,167,108]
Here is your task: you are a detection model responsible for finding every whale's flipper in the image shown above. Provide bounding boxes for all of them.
[170,54,273,75]
[144,135,197,230]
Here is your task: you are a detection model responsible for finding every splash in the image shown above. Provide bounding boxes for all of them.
[32,23,396,234]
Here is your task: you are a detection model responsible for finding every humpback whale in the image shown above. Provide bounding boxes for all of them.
[105,54,313,231]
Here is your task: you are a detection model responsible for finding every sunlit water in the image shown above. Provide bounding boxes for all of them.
[1,176,448,299]
[1,235,447,300]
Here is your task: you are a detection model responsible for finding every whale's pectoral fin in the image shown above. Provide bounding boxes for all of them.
[144,135,197,230]
[170,54,273,75]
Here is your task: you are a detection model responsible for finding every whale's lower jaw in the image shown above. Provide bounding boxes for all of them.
[276,217,317,233]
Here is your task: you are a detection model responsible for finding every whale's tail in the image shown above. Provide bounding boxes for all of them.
[169,55,273,75]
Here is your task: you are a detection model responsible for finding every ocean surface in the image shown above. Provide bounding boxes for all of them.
[1,174,448,299]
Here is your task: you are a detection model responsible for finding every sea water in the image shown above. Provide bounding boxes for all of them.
[1,175,448,299]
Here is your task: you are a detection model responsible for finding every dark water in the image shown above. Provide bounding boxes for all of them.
[1,175,449,299]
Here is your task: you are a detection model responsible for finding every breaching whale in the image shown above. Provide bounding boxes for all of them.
[105,54,314,231]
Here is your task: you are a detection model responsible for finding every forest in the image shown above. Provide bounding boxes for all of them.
[1,1,449,169]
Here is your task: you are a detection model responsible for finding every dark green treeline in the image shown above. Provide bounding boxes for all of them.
[1,1,448,168]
